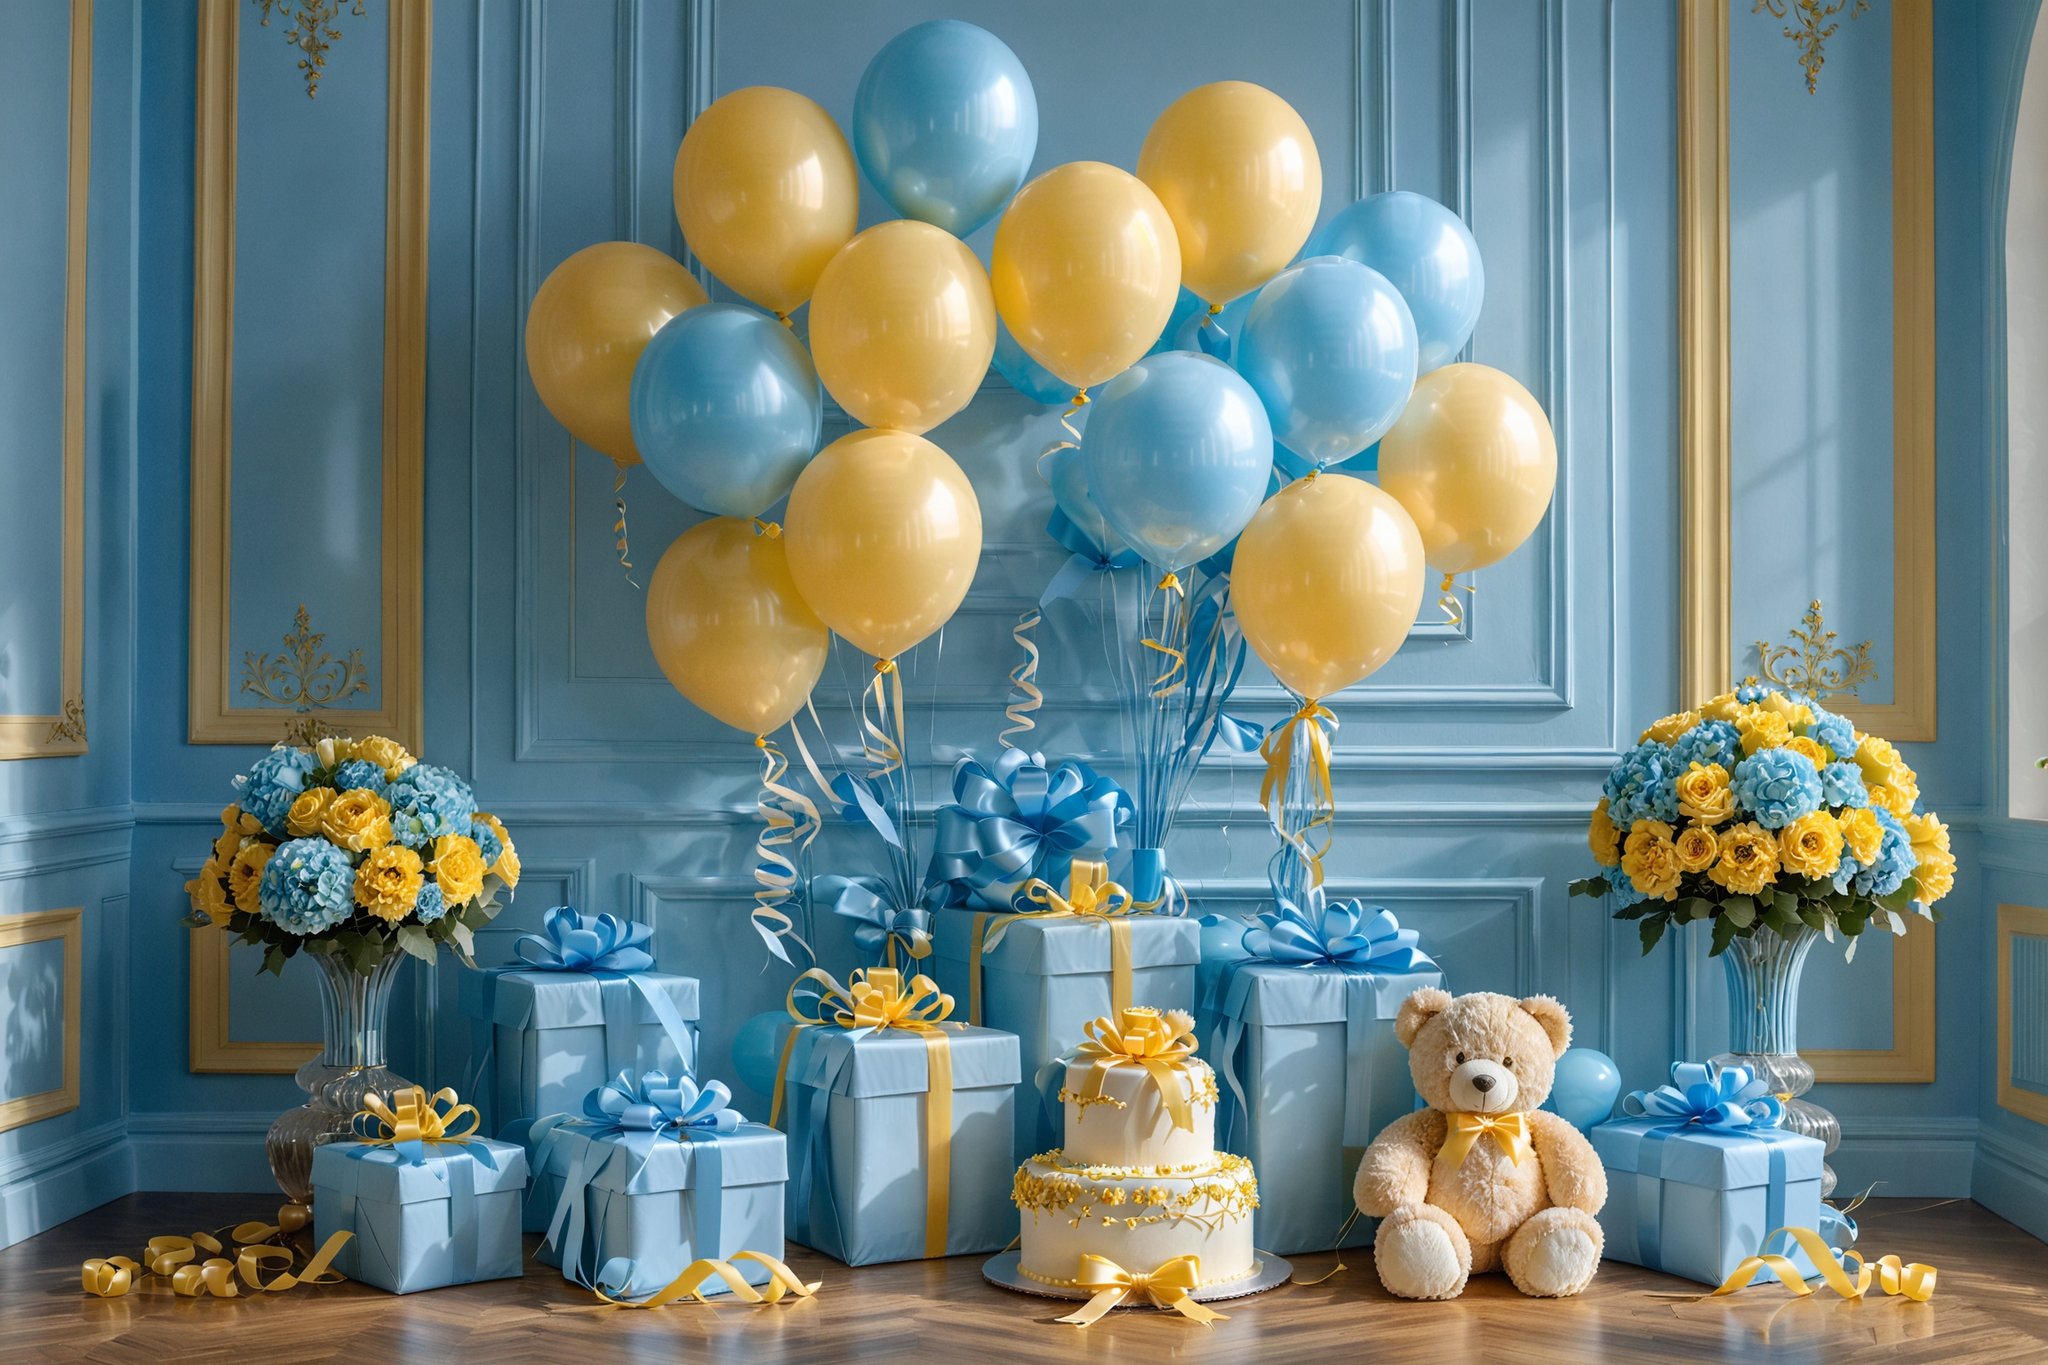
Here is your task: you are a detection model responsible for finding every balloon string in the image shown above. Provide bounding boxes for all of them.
[753,519,782,539]
[612,461,639,589]
[862,660,905,778]
[751,733,819,966]
[1141,572,1187,699]
[1258,698,1339,888]
[773,311,794,330]
[1437,572,1473,628]
[999,608,1044,750]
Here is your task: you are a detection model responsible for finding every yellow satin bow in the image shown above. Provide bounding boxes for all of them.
[594,1250,822,1309]
[82,1205,353,1299]
[1055,1253,1228,1328]
[1710,1225,1937,1302]
[1440,1110,1531,1168]
[971,860,1138,1025]
[1072,1007,1201,1134]
[352,1085,482,1151]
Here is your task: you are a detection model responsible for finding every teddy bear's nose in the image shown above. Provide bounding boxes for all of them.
[1470,1074,1496,1093]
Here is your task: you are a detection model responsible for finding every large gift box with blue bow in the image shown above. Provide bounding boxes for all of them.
[1592,1063,1828,1286]
[529,1072,788,1297]
[457,908,699,1137]
[1198,891,1442,1253]
[310,1087,528,1294]
[780,967,1021,1265]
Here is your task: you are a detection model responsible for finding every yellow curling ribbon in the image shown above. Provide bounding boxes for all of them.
[970,859,1137,1026]
[862,658,907,778]
[1440,1110,1531,1168]
[351,1085,482,1151]
[612,459,638,588]
[752,517,782,539]
[1053,1253,1227,1328]
[1436,571,1473,628]
[750,730,821,966]
[1258,698,1338,887]
[594,1249,821,1309]
[1707,1225,1937,1302]
[999,606,1045,749]
[1141,572,1188,698]
[82,1205,352,1299]
[1072,1006,1201,1134]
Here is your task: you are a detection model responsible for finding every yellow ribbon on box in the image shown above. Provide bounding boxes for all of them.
[351,1085,482,1153]
[770,966,958,1260]
[594,1249,821,1310]
[970,859,1137,1026]
[1708,1225,1937,1302]
[1071,1007,1201,1134]
[82,1204,352,1299]
[1052,1253,1227,1328]
[1440,1110,1531,1169]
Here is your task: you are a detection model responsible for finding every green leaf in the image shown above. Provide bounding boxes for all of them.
[261,944,288,976]
[1721,896,1757,929]
[1798,905,1828,932]
[1569,877,1611,899]
[1639,917,1668,955]
[1687,898,1714,921]
[1839,905,1870,937]
[395,925,438,965]
[1710,911,1741,957]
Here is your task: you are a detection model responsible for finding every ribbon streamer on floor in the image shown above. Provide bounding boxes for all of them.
[593,1250,821,1308]
[82,1204,352,1299]
[751,731,821,965]
[1707,1225,1935,1302]
[1259,698,1338,887]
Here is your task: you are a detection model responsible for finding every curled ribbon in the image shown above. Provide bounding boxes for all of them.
[1708,1225,1936,1302]
[515,905,655,973]
[1621,1062,1784,1132]
[1073,1006,1201,1134]
[925,750,1133,911]
[970,859,1138,1026]
[820,873,931,968]
[862,659,908,779]
[751,732,821,966]
[583,1070,743,1137]
[612,460,638,588]
[1141,572,1189,698]
[83,1206,352,1299]
[1436,571,1473,628]
[1053,1253,1227,1328]
[1258,698,1338,887]
[351,1085,482,1165]
[1000,607,1045,747]
[1440,1110,1531,1168]
[594,1249,821,1309]
[1241,888,1438,971]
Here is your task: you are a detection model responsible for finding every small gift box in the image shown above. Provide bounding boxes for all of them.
[530,1072,788,1297]
[779,967,1021,1265]
[1592,1063,1827,1286]
[311,1087,528,1294]
[929,860,1198,1156]
[1199,892,1442,1254]
[457,907,699,1137]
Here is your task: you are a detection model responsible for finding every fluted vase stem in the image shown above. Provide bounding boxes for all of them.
[1709,925,1840,1198]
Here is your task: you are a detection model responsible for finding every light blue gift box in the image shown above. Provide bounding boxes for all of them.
[311,1136,527,1294]
[929,905,1197,1156]
[530,1122,787,1295]
[784,1023,1020,1265]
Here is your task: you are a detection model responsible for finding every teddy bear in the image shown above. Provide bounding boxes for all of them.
[1353,988,1607,1300]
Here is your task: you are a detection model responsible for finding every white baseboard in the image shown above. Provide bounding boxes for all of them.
[1832,1116,1980,1199]
[127,1111,276,1194]
[0,1119,134,1252]
[1973,1126,2048,1242]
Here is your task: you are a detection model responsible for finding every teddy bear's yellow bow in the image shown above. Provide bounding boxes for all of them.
[1441,1110,1530,1168]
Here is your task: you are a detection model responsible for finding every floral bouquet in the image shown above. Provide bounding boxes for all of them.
[184,735,520,975]
[1569,684,1953,959]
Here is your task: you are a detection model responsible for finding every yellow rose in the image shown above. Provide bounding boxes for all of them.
[1734,706,1792,755]
[475,812,520,888]
[1778,811,1844,880]
[1710,822,1780,896]
[286,788,333,838]
[1904,812,1951,865]
[1854,734,1916,797]
[185,859,235,925]
[213,823,244,864]
[1699,691,1742,722]
[353,735,415,779]
[314,736,356,768]
[1675,762,1735,825]
[1836,807,1883,866]
[1760,691,1814,731]
[1784,736,1831,769]
[1913,848,1956,904]
[1867,781,1916,818]
[228,840,275,913]
[1621,820,1685,901]
[431,833,487,906]
[1674,823,1720,872]
[1641,710,1700,745]
[355,844,425,922]
[220,803,263,836]
[1588,798,1622,868]
[322,788,394,853]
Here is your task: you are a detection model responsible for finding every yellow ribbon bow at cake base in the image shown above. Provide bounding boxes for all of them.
[1055,1253,1227,1327]
[972,859,1137,1025]
[1709,1225,1937,1302]
[1071,1006,1201,1134]
[1440,1110,1531,1168]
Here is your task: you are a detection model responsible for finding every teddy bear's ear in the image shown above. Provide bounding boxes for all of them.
[1394,987,1453,1047]
[1518,994,1573,1058]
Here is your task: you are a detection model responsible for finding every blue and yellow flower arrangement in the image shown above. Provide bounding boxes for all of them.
[1570,685,1953,958]
[184,735,520,974]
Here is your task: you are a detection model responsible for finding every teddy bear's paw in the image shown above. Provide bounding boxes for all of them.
[1373,1204,1471,1301]
[1503,1206,1604,1298]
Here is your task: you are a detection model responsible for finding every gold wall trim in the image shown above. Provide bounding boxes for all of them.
[187,928,321,1074]
[1996,904,2048,1125]
[0,0,91,761]
[1678,0,1732,708]
[188,0,428,751]
[1805,916,1935,1083]
[0,908,83,1132]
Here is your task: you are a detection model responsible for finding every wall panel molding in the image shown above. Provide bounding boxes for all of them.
[1997,903,2048,1125]
[0,908,82,1132]
[1677,0,1731,707]
[175,855,318,1074]
[1806,916,1936,1084]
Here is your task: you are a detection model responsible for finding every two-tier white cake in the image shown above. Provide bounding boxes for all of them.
[1012,1007,1260,1292]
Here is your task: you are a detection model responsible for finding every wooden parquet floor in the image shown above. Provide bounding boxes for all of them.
[1,1194,2042,1364]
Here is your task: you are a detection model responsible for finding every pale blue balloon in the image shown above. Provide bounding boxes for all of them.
[1083,352,1275,573]
[1043,445,1130,559]
[1546,1047,1623,1132]
[630,304,822,519]
[1310,190,1484,373]
[732,1009,794,1099]
[853,21,1038,236]
[993,320,1077,405]
[1236,256,1418,466]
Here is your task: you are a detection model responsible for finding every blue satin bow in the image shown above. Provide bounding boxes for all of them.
[819,873,932,964]
[1621,1062,1785,1132]
[1040,505,1143,606]
[515,906,656,973]
[581,1070,744,1138]
[926,750,1132,911]
[1240,887,1438,972]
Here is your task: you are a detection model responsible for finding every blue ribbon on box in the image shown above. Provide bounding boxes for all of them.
[321,1138,508,1290]
[821,874,933,968]
[925,751,1133,911]
[474,907,697,1077]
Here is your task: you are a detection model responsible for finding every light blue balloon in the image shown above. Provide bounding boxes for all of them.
[1083,352,1275,573]
[1236,256,1418,465]
[993,320,1077,405]
[630,304,822,519]
[853,21,1038,236]
[1043,445,1130,559]
[1310,190,1484,373]
[731,1009,794,1099]
[1545,1047,1623,1132]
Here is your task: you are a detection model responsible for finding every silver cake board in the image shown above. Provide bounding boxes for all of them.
[982,1251,1295,1308]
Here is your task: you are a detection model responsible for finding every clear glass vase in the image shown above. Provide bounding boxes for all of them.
[1708,925,1840,1197]
[266,950,411,1205]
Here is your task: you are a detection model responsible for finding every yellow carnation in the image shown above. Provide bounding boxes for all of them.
[1588,799,1623,868]
[353,735,416,779]
[1621,820,1685,901]
[1699,691,1742,722]
[1867,782,1916,818]
[213,823,244,864]
[355,845,425,922]
[1641,710,1700,745]
[476,812,520,888]
[286,787,333,838]
[228,840,275,913]
[431,833,487,906]
[1914,848,1956,904]
[1778,811,1844,880]
[1675,762,1736,825]
[1836,807,1883,866]
[1735,706,1793,755]
[1760,691,1815,731]
[322,788,393,853]
[1710,822,1780,896]
[1904,812,1951,865]
[1674,823,1720,872]
[1784,736,1831,769]
[1854,734,1916,798]
[185,859,235,925]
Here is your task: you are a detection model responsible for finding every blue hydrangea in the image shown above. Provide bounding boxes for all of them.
[468,818,504,868]
[1850,808,1915,898]
[1603,741,1679,827]
[1820,761,1869,809]
[386,764,478,849]
[257,837,357,935]
[1670,720,1743,774]
[331,759,390,796]
[1610,876,1648,909]
[1810,709,1856,762]
[413,883,448,924]
[1730,748,1824,829]
[1735,682,1773,704]
[236,746,320,835]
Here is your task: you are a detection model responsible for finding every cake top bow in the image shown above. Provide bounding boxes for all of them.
[514,906,654,973]
[582,1070,742,1138]
[1621,1061,1784,1131]
[1073,1008,1202,1133]
[351,1085,481,1163]
[1241,889,1437,972]
[787,966,955,1038]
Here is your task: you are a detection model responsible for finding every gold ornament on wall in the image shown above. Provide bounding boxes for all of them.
[1753,0,1870,95]
[252,0,366,99]
[44,697,86,746]
[1753,599,1877,701]
[240,604,370,738]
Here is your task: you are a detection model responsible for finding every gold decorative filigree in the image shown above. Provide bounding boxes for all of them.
[1754,600,1878,700]
[1012,1152,1260,1232]
[252,0,366,99]
[1754,0,1870,95]
[241,604,370,735]
[45,697,85,746]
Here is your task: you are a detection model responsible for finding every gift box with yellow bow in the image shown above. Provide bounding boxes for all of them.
[309,1087,528,1294]
[928,859,1198,1157]
[778,967,1021,1264]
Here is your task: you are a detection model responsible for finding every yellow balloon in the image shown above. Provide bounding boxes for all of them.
[524,242,708,466]
[1377,363,1558,575]
[783,429,983,660]
[991,161,1181,391]
[645,518,829,736]
[1138,81,1322,306]
[674,86,859,316]
[809,221,997,434]
[1232,474,1425,699]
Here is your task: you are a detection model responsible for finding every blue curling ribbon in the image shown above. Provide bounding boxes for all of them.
[1240,886,1438,972]
[1183,575,1263,763]
[925,750,1133,911]
[819,873,932,966]
[515,906,656,973]
[1621,1062,1785,1133]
